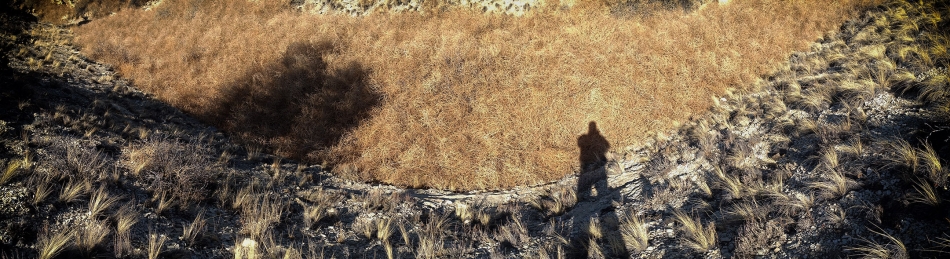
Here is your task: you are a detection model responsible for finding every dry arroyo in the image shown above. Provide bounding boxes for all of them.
[75,0,877,190]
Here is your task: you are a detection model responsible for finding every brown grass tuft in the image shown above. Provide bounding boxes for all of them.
[673,210,718,252]
[147,231,167,259]
[620,210,650,252]
[37,227,74,259]
[113,204,139,258]
[123,138,217,206]
[77,220,111,256]
[12,0,149,24]
[75,0,877,190]
[87,185,119,220]
[183,210,208,246]
[847,226,908,259]
[1,159,23,185]
[529,184,578,217]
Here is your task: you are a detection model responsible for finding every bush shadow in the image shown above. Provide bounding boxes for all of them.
[610,0,708,18]
[205,41,381,161]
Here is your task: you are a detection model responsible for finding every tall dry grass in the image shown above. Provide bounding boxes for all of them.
[11,0,151,24]
[74,0,877,190]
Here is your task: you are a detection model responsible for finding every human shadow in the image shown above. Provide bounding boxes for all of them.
[205,41,381,161]
[567,121,630,258]
[577,121,610,200]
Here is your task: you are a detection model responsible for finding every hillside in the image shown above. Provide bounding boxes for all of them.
[0,0,949,258]
[72,0,873,191]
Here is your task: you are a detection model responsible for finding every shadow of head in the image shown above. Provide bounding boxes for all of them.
[578,121,610,169]
[207,41,380,160]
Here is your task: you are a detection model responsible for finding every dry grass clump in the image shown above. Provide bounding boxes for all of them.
[1,158,25,185]
[529,185,578,217]
[847,227,909,259]
[618,209,649,252]
[44,139,109,182]
[122,137,218,208]
[299,188,341,228]
[417,212,449,258]
[11,0,151,24]
[31,177,54,205]
[734,217,787,257]
[673,210,718,252]
[359,189,403,212]
[147,232,167,259]
[303,204,335,229]
[182,210,208,246]
[495,209,531,248]
[907,177,941,206]
[809,168,856,200]
[58,179,88,203]
[240,193,287,241]
[113,205,139,258]
[87,185,119,219]
[882,139,949,206]
[37,227,74,259]
[355,217,377,240]
[75,0,876,190]
[76,220,111,257]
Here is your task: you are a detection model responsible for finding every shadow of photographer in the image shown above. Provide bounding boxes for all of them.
[567,121,632,257]
[577,121,610,201]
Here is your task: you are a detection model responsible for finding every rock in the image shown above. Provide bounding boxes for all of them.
[234,238,258,259]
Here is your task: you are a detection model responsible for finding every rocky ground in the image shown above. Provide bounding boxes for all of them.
[1,1,949,258]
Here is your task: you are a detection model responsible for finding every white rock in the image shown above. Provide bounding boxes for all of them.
[241,238,257,248]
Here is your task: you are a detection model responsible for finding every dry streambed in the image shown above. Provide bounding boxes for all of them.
[1,1,949,258]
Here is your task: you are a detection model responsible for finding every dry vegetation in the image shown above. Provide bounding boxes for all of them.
[9,0,152,24]
[4,0,950,257]
[73,0,876,190]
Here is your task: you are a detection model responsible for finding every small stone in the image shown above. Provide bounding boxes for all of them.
[241,238,257,248]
